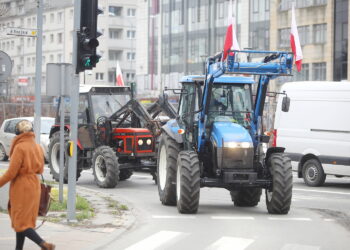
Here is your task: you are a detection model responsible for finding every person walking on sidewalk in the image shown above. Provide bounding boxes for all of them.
[0,120,55,250]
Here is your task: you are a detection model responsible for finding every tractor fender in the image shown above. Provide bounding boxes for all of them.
[161,120,183,144]
[265,147,285,164]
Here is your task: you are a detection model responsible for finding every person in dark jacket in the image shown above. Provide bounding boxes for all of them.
[0,120,55,250]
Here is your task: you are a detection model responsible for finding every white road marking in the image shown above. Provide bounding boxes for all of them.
[211,216,255,220]
[294,188,350,196]
[133,174,153,179]
[206,236,254,250]
[324,218,335,222]
[152,215,196,219]
[268,217,312,221]
[281,243,320,250]
[124,231,182,250]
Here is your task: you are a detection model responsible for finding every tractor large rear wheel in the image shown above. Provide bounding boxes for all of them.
[157,133,180,206]
[176,151,200,214]
[92,146,119,188]
[230,188,262,207]
[266,153,293,214]
[48,132,82,183]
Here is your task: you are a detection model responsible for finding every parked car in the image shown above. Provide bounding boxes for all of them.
[0,117,55,162]
[274,81,350,186]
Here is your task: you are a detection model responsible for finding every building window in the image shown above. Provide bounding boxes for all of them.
[278,28,289,48]
[312,62,326,80]
[27,38,30,47]
[127,52,135,61]
[58,33,63,43]
[299,25,310,45]
[11,41,14,50]
[109,29,122,39]
[217,2,224,19]
[127,30,136,39]
[58,12,63,23]
[43,35,46,44]
[50,13,55,23]
[32,17,36,25]
[108,70,116,83]
[109,6,122,16]
[294,64,309,80]
[58,54,62,62]
[42,56,46,65]
[50,54,54,63]
[109,50,122,61]
[96,73,104,81]
[32,37,35,46]
[314,0,327,5]
[27,18,31,27]
[32,57,35,67]
[126,73,135,81]
[43,15,46,25]
[27,58,30,67]
[253,0,259,13]
[313,23,326,43]
[127,8,136,17]
[50,34,54,43]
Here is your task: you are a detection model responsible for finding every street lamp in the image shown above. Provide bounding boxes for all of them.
[200,55,208,75]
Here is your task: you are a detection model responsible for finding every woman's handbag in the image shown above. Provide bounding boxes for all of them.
[38,175,52,217]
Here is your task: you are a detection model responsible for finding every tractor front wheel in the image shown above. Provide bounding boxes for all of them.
[157,133,180,206]
[176,151,200,214]
[92,146,119,188]
[266,153,293,214]
[119,169,133,181]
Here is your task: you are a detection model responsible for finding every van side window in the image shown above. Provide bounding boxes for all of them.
[5,120,19,134]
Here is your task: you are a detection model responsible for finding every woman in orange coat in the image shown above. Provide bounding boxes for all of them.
[0,120,55,250]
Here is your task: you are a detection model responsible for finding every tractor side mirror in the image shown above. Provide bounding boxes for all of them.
[281,96,290,112]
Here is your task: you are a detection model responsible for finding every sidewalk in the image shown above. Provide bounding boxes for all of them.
[0,186,136,250]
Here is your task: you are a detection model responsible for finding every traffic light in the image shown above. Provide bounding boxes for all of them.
[76,0,103,73]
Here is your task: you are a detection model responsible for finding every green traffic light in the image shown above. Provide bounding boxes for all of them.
[84,58,92,67]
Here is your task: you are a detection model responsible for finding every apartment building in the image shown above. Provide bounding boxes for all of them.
[138,0,349,98]
[0,0,137,97]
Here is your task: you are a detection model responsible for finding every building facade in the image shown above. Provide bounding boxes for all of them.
[0,0,137,98]
[138,0,350,97]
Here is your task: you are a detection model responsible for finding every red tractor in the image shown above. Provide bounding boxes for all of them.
[48,85,160,188]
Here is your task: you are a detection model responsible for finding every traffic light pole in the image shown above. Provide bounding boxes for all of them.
[67,0,81,222]
[34,0,43,144]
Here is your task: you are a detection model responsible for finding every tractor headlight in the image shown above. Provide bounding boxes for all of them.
[138,139,144,146]
[146,139,152,145]
[224,142,252,148]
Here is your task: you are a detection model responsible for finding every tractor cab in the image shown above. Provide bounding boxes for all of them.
[49,85,157,188]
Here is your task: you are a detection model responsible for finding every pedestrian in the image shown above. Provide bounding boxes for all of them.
[0,120,55,250]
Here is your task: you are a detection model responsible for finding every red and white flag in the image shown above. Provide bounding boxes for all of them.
[222,0,240,61]
[116,61,124,86]
[290,5,303,72]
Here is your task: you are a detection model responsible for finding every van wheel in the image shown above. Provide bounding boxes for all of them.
[302,159,326,187]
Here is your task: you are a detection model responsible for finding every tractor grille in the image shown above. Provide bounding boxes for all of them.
[126,138,133,152]
[219,147,254,169]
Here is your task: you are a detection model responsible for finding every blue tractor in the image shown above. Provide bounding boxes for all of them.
[157,50,293,214]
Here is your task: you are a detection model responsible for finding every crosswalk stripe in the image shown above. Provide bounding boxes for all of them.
[211,216,255,220]
[281,243,320,250]
[124,231,182,250]
[294,188,350,196]
[152,215,196,219]
[206,236,254,250]
[268,217,312,221]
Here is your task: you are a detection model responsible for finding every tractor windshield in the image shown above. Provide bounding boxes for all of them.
[208,84,253,127]
[91,94,130,121]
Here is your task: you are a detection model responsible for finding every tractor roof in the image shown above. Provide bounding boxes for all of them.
[79,85,131,94]
[213,75,255,84]
[180,75,205,83]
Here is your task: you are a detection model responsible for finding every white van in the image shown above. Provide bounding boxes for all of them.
[273,81,350,186]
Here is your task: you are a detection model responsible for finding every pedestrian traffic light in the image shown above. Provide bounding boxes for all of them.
[76,0,103,73]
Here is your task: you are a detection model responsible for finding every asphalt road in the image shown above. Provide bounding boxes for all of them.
[1,162,350,250]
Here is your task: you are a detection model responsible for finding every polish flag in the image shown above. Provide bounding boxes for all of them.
[116,61,124,86]
[222,1,240,61]
[290,5,303,72]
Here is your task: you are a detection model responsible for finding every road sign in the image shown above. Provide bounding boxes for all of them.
[18,76,28,86]
[6,27,37,37]
[0,50,12,81]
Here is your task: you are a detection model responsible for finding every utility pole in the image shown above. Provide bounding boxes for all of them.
[34,0,43,144]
